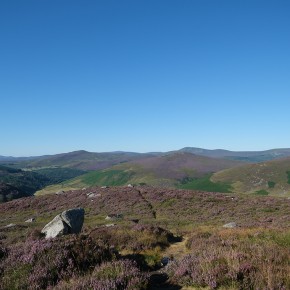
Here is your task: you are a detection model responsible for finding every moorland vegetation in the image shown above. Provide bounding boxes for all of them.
[0,186,289,289]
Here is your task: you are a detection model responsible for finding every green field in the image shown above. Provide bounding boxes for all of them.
[179,174,233,192]
[80,169,135,186]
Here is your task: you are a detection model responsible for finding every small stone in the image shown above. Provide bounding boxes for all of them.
[55,190,65,195]
[4,223,16,228]
[25,218,35,223]
[161,257,171,266]
[223,222,237,228]
[105,224,115,227]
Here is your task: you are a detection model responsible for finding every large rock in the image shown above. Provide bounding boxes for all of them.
[61,208,85,234]
[41,208,85,239]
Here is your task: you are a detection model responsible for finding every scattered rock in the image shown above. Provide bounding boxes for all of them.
[105,224,115,227]
[55,190,65,195]
[127,184,134,188]
[4,223,16,228]
[223,222,237,228]
[41,208,85,239]
[101,186,108,189]
[87,193,95,198]
[25,218,35,223]
[161,257,170,266]
[105,214,123,220]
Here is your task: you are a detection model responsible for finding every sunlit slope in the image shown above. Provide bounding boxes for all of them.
[212,157,290,195]
[36,152,242,194]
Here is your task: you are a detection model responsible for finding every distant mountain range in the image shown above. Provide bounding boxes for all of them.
[178,147,290,162]
[1,147,290,200]
[2,147,290,166]
[0,151,157,170]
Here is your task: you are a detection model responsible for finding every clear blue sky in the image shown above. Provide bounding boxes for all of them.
[1,0,289,156]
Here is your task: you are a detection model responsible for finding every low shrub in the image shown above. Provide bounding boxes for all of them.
[89,224,174,252]
[254,189,270,196]
[268,181,276,188]
[54,259,148,290]
[167,230,290,289]
[0,235,115,290]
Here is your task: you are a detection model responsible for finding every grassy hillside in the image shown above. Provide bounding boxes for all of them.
[132,152,241,178]
[36,166,172,194]
[179,174,233,193]
[36,153,241,194]
[212,157,290,196]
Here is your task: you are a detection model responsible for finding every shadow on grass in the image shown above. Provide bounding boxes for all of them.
[168,235,182,243]
[148,272,181,290]
[122,253,152,271]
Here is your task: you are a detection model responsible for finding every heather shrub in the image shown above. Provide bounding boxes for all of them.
[141,248,162,269]
[167,229,290,289]
[90,224,173,252]
[0,235,115,290]
[0,244,7,279]
[0,244,7,260]
[54,259,148,290]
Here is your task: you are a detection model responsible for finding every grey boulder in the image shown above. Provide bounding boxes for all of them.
[61,208,85,234]
[41,208,85,239]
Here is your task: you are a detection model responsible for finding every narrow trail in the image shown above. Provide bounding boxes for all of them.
[162,236,189,260]
[136,189,156,219]
[133,189,192,288]
[148,236,190,290]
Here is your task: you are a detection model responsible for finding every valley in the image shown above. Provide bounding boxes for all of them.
[1,147,290,200]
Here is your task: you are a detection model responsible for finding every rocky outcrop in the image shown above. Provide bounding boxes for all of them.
[41,208,84,239]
